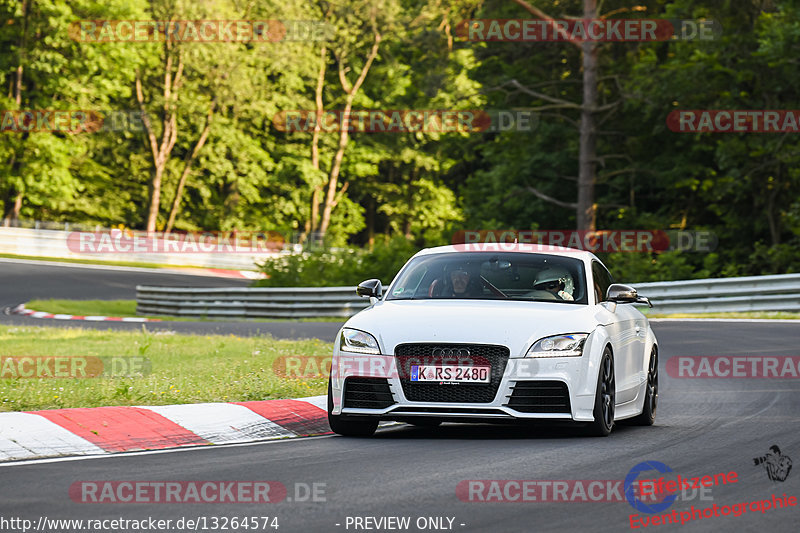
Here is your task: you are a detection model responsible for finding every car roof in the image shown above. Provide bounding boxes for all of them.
[412,243,599,263]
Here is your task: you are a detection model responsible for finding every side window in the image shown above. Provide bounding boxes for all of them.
[591,261,613,303]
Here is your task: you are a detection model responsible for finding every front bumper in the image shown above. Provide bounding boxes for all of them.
[330,353,598,422]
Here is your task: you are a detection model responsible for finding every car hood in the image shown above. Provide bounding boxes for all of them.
[344,299,606,356]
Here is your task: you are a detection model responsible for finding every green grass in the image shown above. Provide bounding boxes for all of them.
[27,299,138,317]
[648,311,800,320]
[24,299,348,322]
[0,325,331,412]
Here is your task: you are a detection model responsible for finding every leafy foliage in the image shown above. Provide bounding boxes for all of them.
[2,0,799,284]
[255,236,419,287]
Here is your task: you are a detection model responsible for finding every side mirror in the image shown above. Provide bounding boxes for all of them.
[606,283,652,307]
[607,283,637,302]
[356,279,382,299]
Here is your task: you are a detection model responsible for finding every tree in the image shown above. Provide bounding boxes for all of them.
[309,0,393,237]
[506,0,630,231]
[0,0,142,225]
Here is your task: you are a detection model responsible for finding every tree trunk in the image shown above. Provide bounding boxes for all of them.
[577,0,598,231]
[15,0,28,107]
[318,31,381,235]
[511,0,600,230]
[146,164,165,231]
[139,43,183,232]
[318,114,350,235]
[3,190,23,225]
[4,0,29,225]
[305,45,328,241]
[366,197,375,246]
[10,192,22,223]
[403,170,416,239]
[165,104,215,233]
[308,187,321,237]
[766,168,781,246]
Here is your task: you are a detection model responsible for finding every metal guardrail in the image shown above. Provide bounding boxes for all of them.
[635,273,800,314]
[136,286,371,318]
[136,273,800,319]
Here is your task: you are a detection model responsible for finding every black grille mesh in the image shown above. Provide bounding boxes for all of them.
[343,377,395,409]
[394,343,510,403]
[505,381,571,413]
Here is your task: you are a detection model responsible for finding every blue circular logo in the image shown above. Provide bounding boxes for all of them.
[624,461,677,514]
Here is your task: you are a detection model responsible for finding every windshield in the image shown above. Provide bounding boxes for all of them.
[386,252,587,304]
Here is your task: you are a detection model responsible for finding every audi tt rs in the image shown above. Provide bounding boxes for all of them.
[327,243,658,437]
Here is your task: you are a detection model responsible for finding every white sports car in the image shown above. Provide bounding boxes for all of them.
[327,243,658,437]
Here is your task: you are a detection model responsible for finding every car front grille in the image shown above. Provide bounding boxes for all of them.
[394,343,510,403]
[504,380,571,413]
[343,377,395,409]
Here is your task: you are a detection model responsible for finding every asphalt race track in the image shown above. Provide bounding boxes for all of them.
[0,259,342,341]
[1,260,799,532]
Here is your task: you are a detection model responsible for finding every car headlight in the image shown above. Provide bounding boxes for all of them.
[340,328,381,354]
[526,334,588,357]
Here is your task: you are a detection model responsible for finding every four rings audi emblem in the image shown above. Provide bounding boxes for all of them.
[431,347,471,357]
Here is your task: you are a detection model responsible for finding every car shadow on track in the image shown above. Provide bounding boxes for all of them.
[372,422,645,440]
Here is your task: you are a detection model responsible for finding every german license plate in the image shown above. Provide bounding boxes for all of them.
[410,365,490,383]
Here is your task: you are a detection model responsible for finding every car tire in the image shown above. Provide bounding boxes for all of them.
[628,347,658,426]
[586,346,615,437]
[327,379,378,437]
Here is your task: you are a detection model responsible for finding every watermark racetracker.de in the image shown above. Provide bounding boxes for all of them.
[68,20,334,42]
[0,482,327,532]
[67,230,286,254]
[667,110,800,132]
[455,19,721,42]
[0,356,150,378]
[451,229,717,253]
[666,356,800,379]
[2,516,278,532]
[456,476,712,503]
[272,109,538,134]
[69,480,325,503]
[0,110,146,134]
[274,354,569,381]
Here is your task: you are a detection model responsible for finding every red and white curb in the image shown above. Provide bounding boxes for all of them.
[0,396,329,462]
[9,304,160,322]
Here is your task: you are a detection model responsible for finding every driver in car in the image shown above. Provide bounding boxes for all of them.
[431,264,483,298]
[533,267,574,301]
[450,267,472,296]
